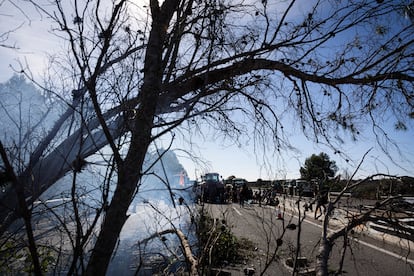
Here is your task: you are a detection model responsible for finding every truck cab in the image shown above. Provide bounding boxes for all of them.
[200,173,225,203]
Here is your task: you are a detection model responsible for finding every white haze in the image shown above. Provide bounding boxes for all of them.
[0,75,195,275]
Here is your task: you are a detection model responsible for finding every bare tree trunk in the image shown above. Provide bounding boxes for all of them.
[84,168,142,275]
[315,237,332,276]
[0,116,124,237]
[315,199,336,276]
[0,142,42,275]
[85,1,179,274]
[84,65,158,276]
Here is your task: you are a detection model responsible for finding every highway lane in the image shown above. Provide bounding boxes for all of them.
[204,202,414,276]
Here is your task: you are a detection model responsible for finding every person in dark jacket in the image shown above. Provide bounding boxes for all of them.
[314,190,328,219]
[240,184,249,207]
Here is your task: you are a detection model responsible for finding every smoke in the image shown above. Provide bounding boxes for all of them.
[1,75,196,275]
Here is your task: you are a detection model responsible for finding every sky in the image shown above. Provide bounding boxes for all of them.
[173,126,414,182]
[1,1,414,182]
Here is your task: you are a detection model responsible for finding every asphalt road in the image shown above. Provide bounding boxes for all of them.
[203,201,414,276]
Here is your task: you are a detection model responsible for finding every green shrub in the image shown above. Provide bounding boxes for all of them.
[196,211,253,268]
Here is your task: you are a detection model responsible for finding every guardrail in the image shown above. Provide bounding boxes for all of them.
[330,192,352,197]
[368,218,414,242]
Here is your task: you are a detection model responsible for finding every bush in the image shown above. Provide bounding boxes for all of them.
[196,211,253,268]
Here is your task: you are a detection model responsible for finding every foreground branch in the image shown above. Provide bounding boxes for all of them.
[139,228,198,276]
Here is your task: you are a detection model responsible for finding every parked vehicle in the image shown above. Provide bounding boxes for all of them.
[232,178,248,187]
[272,180,284,194]
[296,180,314,197]
[283,179,314,197]
[200,173,225,203]
[283,180,296,196]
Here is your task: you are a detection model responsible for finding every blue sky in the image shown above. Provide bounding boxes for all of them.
[1,1,413,182]
[172,120,414,182]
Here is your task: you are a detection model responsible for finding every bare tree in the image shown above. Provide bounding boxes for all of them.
[0,0,25,49]
[274,152,414,275]
[1,0,414,274]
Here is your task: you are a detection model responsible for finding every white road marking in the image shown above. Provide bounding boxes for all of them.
[232,206,242,216]
[288,213,414,265]
[355,238,414,265]
[226,204,414,265]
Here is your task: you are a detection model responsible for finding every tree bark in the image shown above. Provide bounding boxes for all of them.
[84,75,158,275]
[0,142,43,275]
[84,1,179,274]
[84,166,142,275]
[315,237,332,276]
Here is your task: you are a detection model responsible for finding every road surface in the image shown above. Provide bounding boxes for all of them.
[203,200,414,276]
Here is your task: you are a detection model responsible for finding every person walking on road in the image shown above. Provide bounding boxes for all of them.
[240,184,249,207]
[314,190,328,219]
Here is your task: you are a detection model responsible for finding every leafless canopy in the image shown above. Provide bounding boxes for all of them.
[1,0,413,274]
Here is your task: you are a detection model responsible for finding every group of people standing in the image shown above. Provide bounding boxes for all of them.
[224,185,281,207]
[224,183,253,206]
[210,182,330,220]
